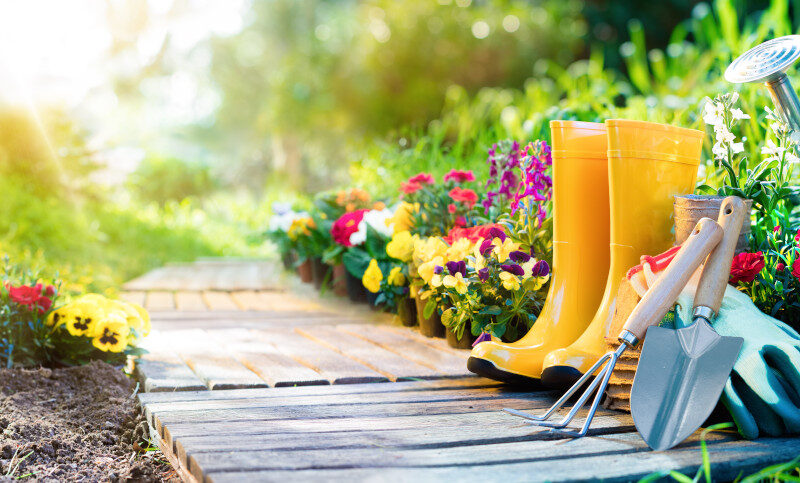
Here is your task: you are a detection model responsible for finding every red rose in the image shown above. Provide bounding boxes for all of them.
[400,181,422,194]
[8,284,52,314]
[408,173,435,185]
[449,187,478,208]
[729,251,765,284]
[443,169,475,184]
[331,209,367,247]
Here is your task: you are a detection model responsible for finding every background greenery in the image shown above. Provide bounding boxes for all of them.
[4,0,799,290]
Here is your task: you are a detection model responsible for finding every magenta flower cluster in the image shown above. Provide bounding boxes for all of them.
[512,140,553,227]
[482,140,522,213]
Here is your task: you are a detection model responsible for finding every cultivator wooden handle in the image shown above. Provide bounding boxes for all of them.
[693,197,746,316]
[620,217,723,343]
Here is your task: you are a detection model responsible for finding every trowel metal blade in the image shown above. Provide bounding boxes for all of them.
[630,321,743,451]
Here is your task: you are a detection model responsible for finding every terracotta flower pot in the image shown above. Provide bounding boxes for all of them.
[311,257,331,290]
[297,259,313,283]
[345,270,368,303]
[415,295,444,338]
[397,296,417,327]
[446,324,476,349]
[331,264,349,297]
[674,195,752,253]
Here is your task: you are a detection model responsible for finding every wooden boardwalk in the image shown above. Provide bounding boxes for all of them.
[132,259,800,482]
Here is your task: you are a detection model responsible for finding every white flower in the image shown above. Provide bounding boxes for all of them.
[712,143,728,161]
[348,208,395,245]
[349,225,367,246]
[702,99,724,126]
[786,151,800,164]
[731,142,744,154]
[761,139,785,158]
[271,202,292,216]
[730,108,750,120]
[713,123,736,144]
[268,210,308,233]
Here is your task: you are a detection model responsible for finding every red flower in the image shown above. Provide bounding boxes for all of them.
[442,223,504,245]
[795,228,800,242]
[729,251,765,284]
[777,262,786,272]
[448,203,457,214]
[449,187,478,208]
[408,173,435,185]
[331,209,367,247]
[8,283,53,314]
[793,259,800,280]
[443,169,475,184]
[400,181,422,194]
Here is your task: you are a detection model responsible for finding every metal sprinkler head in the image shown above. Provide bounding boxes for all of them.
[726,35,800,133]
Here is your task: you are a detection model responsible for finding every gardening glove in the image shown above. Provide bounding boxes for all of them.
[671,285,800,440]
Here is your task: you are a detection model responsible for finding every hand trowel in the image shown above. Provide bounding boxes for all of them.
[631,196,746,451]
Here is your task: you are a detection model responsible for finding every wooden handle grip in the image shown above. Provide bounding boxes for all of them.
[621,217,723,341]
[694,196,746,314]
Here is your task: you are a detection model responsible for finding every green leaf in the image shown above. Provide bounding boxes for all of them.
[479,306,502,316]
[342,249,371,278]
[423,296,437,319]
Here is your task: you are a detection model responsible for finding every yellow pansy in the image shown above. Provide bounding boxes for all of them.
[418,256,444,283]
[415,237,448,264]
[91,312,130,353]
[287,217,315,240]
[62,300,106,337]
[443,272,468,294]
[362,259,383,293]
[499,272,520,291]
[471,252,487,271]
[390,202,417,234]
[446,238,472,262]
[387,266,406,286]
[493,238,521,263]
[386,231,416,262]
[526,274,550,291]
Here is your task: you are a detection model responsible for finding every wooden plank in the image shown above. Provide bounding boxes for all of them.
[202,292,240,311]
[295,326,442,381]
[175,291,208,311]
[138,378,496,405]
[223,334,328,387]
[120,291,146,306]
[205,436,800,483]
[251,329,387,385]
[385,324,470,355]
[146,291,176,311]
[134,353,207,393]
[337,324,471,376]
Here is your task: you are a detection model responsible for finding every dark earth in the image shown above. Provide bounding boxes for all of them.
[0,360,176,481]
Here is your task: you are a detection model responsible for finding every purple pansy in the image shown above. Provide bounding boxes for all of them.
[477,268,489,282]
[501,264,525,276]
[472,332,492,347]
[509,250,531,263]
[446,260,467,277]
[479,238,494,256]
[531,260,550,277]
[433,265,444,275]
[488,227,507,242]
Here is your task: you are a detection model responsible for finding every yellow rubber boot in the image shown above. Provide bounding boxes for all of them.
[467,121,611,385]
[540,119,703,389]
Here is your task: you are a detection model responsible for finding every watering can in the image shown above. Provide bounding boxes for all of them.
[726,35,800,135]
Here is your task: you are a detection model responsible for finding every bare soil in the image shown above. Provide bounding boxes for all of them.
[0,360,177,482]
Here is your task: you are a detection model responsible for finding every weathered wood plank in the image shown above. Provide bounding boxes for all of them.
[201,292,240,311]
[251,329,387,385]
[385,324,470,355]
[337,324,471,376]
[134,353,207,393]
[296,326,442,381]
[146,291,176,311]
[138,378,495,405]
[120,291,146,306]
[223,334,328,387]
[205,435,800,483]
[175,291,208,311]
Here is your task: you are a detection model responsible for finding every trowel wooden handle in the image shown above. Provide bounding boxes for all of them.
[620,217,723,342]
[693,197,746,314]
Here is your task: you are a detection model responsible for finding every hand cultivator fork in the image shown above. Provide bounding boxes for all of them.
[503,218,724,438]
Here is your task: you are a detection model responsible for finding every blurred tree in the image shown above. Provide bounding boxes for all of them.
[127,155,217,205]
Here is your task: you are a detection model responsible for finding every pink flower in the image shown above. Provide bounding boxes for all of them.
[448,203,457,214]
[408,173,435,185]
[331,209,368,247]
[443,169,475,184]
[8,283,53,314]
[449,187,478,208]
[400,181,422,194]
[774,225,781,234]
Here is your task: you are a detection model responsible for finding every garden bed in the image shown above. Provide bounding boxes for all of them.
[0,360,176,481]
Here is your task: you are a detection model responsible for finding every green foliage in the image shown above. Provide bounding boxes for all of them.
[128,155,217,205]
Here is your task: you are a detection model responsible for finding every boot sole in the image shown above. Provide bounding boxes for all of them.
[467,357,543,389]
[540,365,584,390]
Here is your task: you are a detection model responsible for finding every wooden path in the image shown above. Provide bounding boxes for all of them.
[132,259,800,482]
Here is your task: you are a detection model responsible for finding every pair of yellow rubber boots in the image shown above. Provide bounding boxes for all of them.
[468,119,704,388]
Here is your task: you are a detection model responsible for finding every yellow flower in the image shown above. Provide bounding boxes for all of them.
[386,231,416,262]
[500,272,521,291]
[446,238,472,262]
[390,202,417,234]
[415,237,448,264]
[62,300,106,336]
[430,273,443,288]
[443,272,468,294]
[470,252,486,271]
[287,217,314,240]
[362,259,383,293]
[418,256,444,283]
[91,312,130,353]
[387,266,406,286]
[493,237,521,263]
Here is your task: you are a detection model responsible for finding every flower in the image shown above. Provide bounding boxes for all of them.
[389,202,417,233]
[530,260,550,277]
[448,203,457,214]
[351,208,395,245]
[488,227,506,242]
[8,284,52,314]
[730,251,765,284]
[362,259,383,293]
[287,217,315,240]
[443,169,475,183]
[331,209,368,246]
[477,268,489,282]
[473,332,492,346]
[446,260,467,277]
[418,256,445,283]
[408,173,435,185]
[509,251,531,263]
[793,259,800,280]
[61,300,105,336]
[386,231,416,262]
[446,238,472,262]
[702,98,724,126]
[491,237,520,263]
[449,187,478,207]
[777,262,786,272]
[400,181,422,194]
[91,312,130,353]
[268,210,310,233]
[443,272,468,294]
[442,223,504,245]
[414,237,449,264]
[387,266,406,287]
[499,272,520,291]
[501,264,525,276]
[479,238,494,257]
